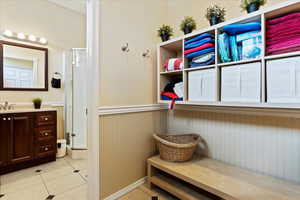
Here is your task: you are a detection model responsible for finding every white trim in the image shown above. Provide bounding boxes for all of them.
[87,0,100,199]
[104,177,147,200]
[6,102,64,107]
[98,104,168,115]
[174,104,300,118]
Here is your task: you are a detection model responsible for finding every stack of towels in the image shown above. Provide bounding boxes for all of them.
[218,22,262,63]
[161,81,183,101]
[164,58,183,72]
[266,12,300,55]
[184,33,215,68]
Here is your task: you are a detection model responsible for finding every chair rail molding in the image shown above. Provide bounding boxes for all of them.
[98,104,168,115]
[174,104,300,118]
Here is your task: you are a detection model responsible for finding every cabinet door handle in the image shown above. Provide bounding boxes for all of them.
[44,117,48,121]
[44,132,49,136]
[45,147,49,151]
[3,118,6,121]
[7,118,11,121]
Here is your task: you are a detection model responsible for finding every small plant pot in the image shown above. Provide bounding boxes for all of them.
[209,16,219,26]
[247,3,260,13]
[161,34,170,42]
[34,102,41,109]
[183,27,193,35]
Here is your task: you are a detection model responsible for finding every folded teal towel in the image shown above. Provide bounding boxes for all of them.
[229,36,240,61]
[218,33,231,63]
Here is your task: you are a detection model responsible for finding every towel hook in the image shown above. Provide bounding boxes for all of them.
[142,49,150,57]
[121,43,130,52]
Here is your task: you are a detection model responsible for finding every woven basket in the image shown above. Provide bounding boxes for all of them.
[153,134,200,162]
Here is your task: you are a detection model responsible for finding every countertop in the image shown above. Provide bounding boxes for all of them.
[0,108,57,114]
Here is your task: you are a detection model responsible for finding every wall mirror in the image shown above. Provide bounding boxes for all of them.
[0,40,48,91]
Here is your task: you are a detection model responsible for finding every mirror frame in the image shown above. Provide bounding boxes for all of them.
[0,40,48,91]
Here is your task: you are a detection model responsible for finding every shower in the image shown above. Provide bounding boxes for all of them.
[64,48,88,153]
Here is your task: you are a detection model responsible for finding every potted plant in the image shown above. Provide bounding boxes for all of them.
[180,16,197,35]
[158,25,174,42]
[205,5,226,26]
[33,98,42,109]
[241,0,267,13]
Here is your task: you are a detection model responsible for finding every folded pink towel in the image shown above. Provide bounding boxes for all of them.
[267,34,300,46]
[267,12,300,25]
[267,46,300,55]
[184,43,214,55]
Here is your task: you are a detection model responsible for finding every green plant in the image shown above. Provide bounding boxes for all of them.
[157,24,174,37]
[180,16,197,32]
[205,5,226,22]
[241,0,267,10]
[32,98,42,104]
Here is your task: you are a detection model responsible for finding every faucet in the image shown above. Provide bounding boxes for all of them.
[0,101,15,110]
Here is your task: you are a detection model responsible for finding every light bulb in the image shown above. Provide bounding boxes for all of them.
[17,32,25,40]
[3,30,13,37]
[28,35,36,42]
[39,37,47,44]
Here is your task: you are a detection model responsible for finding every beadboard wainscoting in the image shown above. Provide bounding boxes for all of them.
[167,110,300,184]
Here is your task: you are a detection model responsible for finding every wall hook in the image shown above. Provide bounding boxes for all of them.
[142,49,150,57]
[121,43,130,52]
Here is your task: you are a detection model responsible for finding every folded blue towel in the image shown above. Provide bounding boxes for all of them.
[223,22,261,35]
[184,38,215,49]
[185,33,214,45]
[185,48,215,59]
[190,56,215,67]
[218,33,231,63]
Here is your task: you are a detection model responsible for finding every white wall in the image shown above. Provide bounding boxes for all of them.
[168,110,300,184]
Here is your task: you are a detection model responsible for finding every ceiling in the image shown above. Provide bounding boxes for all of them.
[46,0,86,14]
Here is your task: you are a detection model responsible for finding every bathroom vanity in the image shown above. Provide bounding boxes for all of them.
[0,109,57,174]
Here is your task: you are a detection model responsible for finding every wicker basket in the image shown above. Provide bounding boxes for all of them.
[153,134,200,162]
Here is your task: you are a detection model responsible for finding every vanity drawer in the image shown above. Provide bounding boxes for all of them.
[36,126,56,140]
[35,140,56,158]
[36,112,56,126]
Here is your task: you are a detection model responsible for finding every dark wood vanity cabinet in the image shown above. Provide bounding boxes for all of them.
[0,111,57,174]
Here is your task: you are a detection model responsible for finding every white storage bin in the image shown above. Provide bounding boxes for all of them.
[57,139,67,158]
[221,62,261,103]
[267,56,300,103]
[188,69,217,102]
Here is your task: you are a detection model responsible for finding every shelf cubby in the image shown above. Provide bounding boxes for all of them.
[157,1,300,109]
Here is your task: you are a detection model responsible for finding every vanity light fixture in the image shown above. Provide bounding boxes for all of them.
[39,37,47,44]
[1,29,48,45]
[17,32,26,40]
[3,30,13,37]
[28,35,37,42]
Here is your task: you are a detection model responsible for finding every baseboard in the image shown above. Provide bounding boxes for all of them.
[104,177,147,200]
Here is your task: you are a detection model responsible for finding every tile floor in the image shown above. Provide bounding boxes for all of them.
[0,157,87,200]
[117,184,178,200]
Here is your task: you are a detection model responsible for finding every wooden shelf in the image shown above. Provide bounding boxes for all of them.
[184,65,216,72]
[150,174,213,200]
[160,70,183,75]
[264,51,300,60]
[217,58,262,67]
[148,155,300,200]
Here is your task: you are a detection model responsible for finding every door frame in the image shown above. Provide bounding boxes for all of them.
[87,0,101,199]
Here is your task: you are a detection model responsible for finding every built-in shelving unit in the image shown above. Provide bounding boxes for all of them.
[157,0,300,109]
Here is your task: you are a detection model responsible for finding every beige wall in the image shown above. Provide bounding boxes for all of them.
[0,0,86,103]
[100,111,167,199]
[99,0,168,107]
[0,0,86,138]
[167,0,286,37]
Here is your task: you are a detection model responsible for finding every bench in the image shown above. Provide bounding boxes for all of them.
[147,155,300,200]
